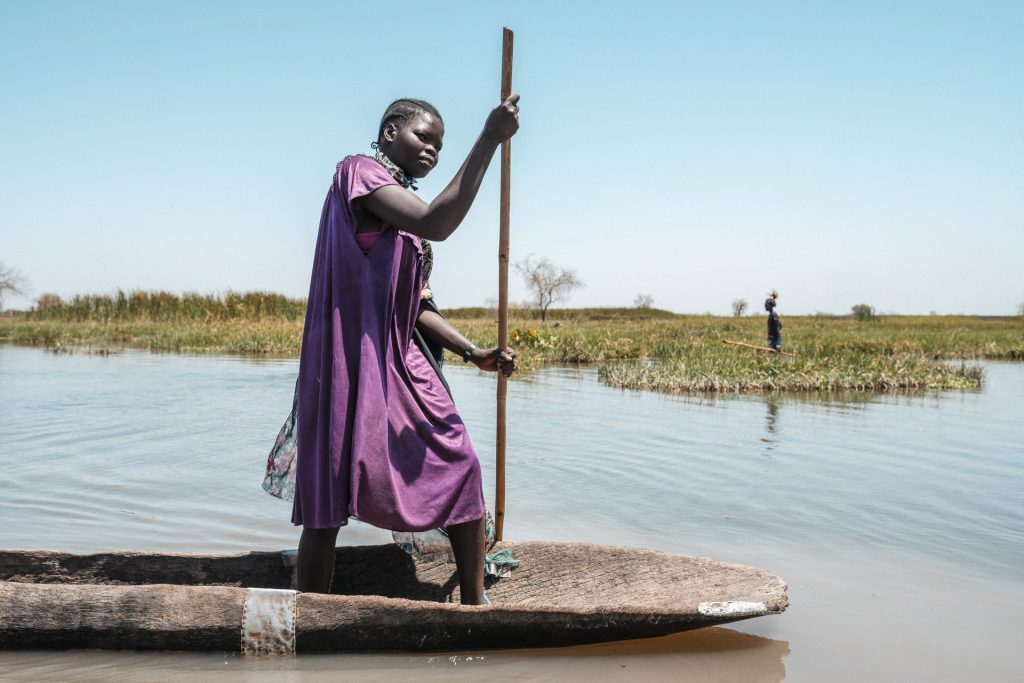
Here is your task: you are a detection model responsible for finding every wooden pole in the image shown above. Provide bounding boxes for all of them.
[722,339,797,358]
[495,26,513,542]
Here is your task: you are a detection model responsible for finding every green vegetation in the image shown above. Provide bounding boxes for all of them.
[0,318,302,355]
[5,290,304,354]
[851,303,877,321]
[448,311,1018,392]
[599,355,984,392]
[3,292,1021,393]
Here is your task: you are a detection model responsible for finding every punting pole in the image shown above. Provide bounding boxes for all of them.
[495,26,513,541]
[722,339,797,358]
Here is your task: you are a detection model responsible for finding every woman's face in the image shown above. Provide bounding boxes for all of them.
[382,113,445,179]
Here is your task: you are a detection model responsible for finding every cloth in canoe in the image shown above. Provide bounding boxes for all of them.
[279,154,484,532]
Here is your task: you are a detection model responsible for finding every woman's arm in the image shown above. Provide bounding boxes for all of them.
[417,309,516,376]
[358,95,520,242]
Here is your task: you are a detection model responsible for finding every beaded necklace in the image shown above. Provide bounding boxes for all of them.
[370,144,417,191]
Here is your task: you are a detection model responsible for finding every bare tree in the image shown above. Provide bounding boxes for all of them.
[1018,299,1024,317]
[633,294,654,309]
[0,262,29,311]
[731,299,748,317]
[515,255,583,322]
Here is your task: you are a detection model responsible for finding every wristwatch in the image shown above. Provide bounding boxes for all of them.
[461,344,478,363]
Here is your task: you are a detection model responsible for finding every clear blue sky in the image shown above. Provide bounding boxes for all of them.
[2,1,1021,314]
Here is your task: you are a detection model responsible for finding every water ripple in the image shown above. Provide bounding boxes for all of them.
[1,346,1021,580]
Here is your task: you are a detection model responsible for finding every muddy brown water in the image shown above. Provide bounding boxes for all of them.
[1,346,1021,681]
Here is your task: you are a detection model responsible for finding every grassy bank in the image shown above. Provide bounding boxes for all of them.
[446,313,1019,392]
[0,318,302,355]
[3,293,1021,393]
[598,354,984,392]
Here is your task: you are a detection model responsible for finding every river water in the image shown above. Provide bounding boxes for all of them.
[0,345,1021,681]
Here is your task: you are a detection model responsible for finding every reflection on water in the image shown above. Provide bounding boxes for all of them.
[761,396,780,456]
[0,629,789,683]
[1,346,1023,681]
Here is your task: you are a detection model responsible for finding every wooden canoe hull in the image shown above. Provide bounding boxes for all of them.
[0,542,787,653]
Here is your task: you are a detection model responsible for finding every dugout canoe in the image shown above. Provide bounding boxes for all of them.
[0,541,787,654]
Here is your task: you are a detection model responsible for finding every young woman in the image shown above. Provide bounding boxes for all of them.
[291,96,520,604]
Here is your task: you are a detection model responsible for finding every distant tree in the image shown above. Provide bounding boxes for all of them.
[851,303,876,321]
[731,299,748,317]
[634,294,654,309]
[1017,299,1024,317]
[0,262,29,311]
[515,255,583,322]
[36,293,62,310]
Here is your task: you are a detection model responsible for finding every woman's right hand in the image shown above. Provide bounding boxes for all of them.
[361,94,520,242]
[483,94,520,144]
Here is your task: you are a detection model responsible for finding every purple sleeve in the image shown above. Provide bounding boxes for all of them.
[336,155,399,207]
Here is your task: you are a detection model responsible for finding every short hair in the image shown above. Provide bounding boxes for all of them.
[376,99,443,146]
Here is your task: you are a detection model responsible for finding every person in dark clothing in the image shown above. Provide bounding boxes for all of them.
[765,291,782,351]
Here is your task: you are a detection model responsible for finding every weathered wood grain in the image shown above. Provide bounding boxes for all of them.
[0,542,787,652]
[0,583,243,651]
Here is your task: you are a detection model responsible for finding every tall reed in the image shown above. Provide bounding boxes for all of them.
[30,290,306,322]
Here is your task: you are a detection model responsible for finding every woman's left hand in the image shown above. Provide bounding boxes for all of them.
[471,347,516,376]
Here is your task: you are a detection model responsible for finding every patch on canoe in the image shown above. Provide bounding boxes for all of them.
[698,601,767,617]
[241,587,296,655]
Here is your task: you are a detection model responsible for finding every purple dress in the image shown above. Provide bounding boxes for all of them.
[292,155,485,531]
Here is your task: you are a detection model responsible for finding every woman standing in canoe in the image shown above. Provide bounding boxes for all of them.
[292,96,520,604]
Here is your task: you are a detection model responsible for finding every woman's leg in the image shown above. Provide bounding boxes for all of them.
[296,526,341,593]
[446,516,487,605]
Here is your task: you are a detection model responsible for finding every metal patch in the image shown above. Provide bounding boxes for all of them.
[241,587,297,655]
[697,601,768,617]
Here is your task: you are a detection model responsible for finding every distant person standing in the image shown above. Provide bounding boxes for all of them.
[765,291,782,352]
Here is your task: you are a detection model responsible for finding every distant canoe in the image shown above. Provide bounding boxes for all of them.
[0,542,787,654]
